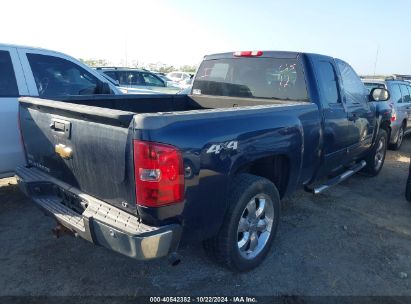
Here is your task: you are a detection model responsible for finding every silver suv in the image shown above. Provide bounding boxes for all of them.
[363,79,411,150]
[95,67,181,94]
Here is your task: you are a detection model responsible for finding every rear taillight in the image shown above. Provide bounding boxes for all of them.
[389,103,397,122]
[133,140,184,207]
[233,51,263,57]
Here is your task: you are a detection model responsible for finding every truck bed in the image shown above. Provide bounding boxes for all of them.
[28,93,304,115]
[19,94,310,217]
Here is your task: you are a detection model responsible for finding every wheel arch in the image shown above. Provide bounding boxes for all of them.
[231,154,291,199]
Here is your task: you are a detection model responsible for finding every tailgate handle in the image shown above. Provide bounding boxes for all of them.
[50,119,71,138]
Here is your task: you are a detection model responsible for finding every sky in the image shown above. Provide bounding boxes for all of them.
[1,0,410,75]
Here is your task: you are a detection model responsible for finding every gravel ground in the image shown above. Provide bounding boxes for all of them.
[0,137,410,297]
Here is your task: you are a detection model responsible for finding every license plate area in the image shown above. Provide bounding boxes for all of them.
[28,182,87,214]
[53,186,86,214]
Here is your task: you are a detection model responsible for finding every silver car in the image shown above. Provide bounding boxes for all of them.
[95,68,181,94]
[363,79,411,150]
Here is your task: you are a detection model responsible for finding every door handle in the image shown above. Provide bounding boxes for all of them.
[50,119,71,138]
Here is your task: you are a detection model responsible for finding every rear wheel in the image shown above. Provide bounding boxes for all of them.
[390,125,404,151]
[406,163,411,203]
[406,176,411,203]
[362,129,388,176]
[203,174,280,272]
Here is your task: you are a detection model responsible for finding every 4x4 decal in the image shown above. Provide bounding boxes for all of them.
[206,141,238,154]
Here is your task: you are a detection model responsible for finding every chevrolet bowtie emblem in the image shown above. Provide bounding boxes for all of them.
[55,144,73,159]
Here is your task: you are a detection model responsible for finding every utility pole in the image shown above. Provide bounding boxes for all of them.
[373,45,379,77]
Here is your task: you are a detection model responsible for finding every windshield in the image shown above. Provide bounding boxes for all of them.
[193,57,308,101]
[364,82,386,92]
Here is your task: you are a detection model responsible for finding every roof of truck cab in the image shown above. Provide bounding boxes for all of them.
[204,51,304,60]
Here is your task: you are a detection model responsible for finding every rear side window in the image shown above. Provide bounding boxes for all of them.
[193,57,308,101]
[141,73,164,87]
[27,53,100,97]
[316,61,340,106]
[400,84,411,103]
[117,71,144,86]
[103,71,118,81]
[389,83,402,104]
[336,59,368,105]
[0,50,19,97]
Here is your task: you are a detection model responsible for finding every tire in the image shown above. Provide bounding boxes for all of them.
[406,177,411,203]
[406,163,411,203]
[362,129,388,176]
[389,124,404,151]
[203,174,280,272]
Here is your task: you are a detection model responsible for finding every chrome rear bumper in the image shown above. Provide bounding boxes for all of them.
[16,166,181,260]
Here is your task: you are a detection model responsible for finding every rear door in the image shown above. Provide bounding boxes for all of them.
[335,59,376,157]
[399,84,411,130]
[387,82,406,127]
[311,55,352,173]
[0,46,29,177]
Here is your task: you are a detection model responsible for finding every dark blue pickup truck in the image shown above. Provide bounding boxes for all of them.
[17,51,392,271]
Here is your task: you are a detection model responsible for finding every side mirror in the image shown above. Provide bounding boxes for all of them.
[370,88,390,102]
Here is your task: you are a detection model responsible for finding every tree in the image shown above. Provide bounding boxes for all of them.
[180,65,197,73]
[78,58,110,67]
[158,65,176,73]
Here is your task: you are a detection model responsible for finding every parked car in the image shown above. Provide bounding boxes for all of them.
[178,77,193,89]
[100,72,157,95]
[0,43,132,179]
[166,71,192,83]
[363,79,411,150]
[156,74,181,88]
[177,86,192,94]
[95,68,181,94]
[17,50,391,272]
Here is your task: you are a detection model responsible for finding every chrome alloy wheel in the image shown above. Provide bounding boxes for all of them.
[237,194,275,260]
[374,137,386,171]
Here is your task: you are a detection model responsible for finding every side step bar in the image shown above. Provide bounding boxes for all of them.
[305,160,366,194]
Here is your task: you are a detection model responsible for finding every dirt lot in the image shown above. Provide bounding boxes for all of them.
[1,138,411,297]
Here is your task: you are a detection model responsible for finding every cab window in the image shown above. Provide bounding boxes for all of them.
[336,59,368,106]
[316,61,340,106]
[0,50,19,97]
[194,57,308,101]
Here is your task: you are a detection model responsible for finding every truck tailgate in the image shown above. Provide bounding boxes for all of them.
[19,97,137,214]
